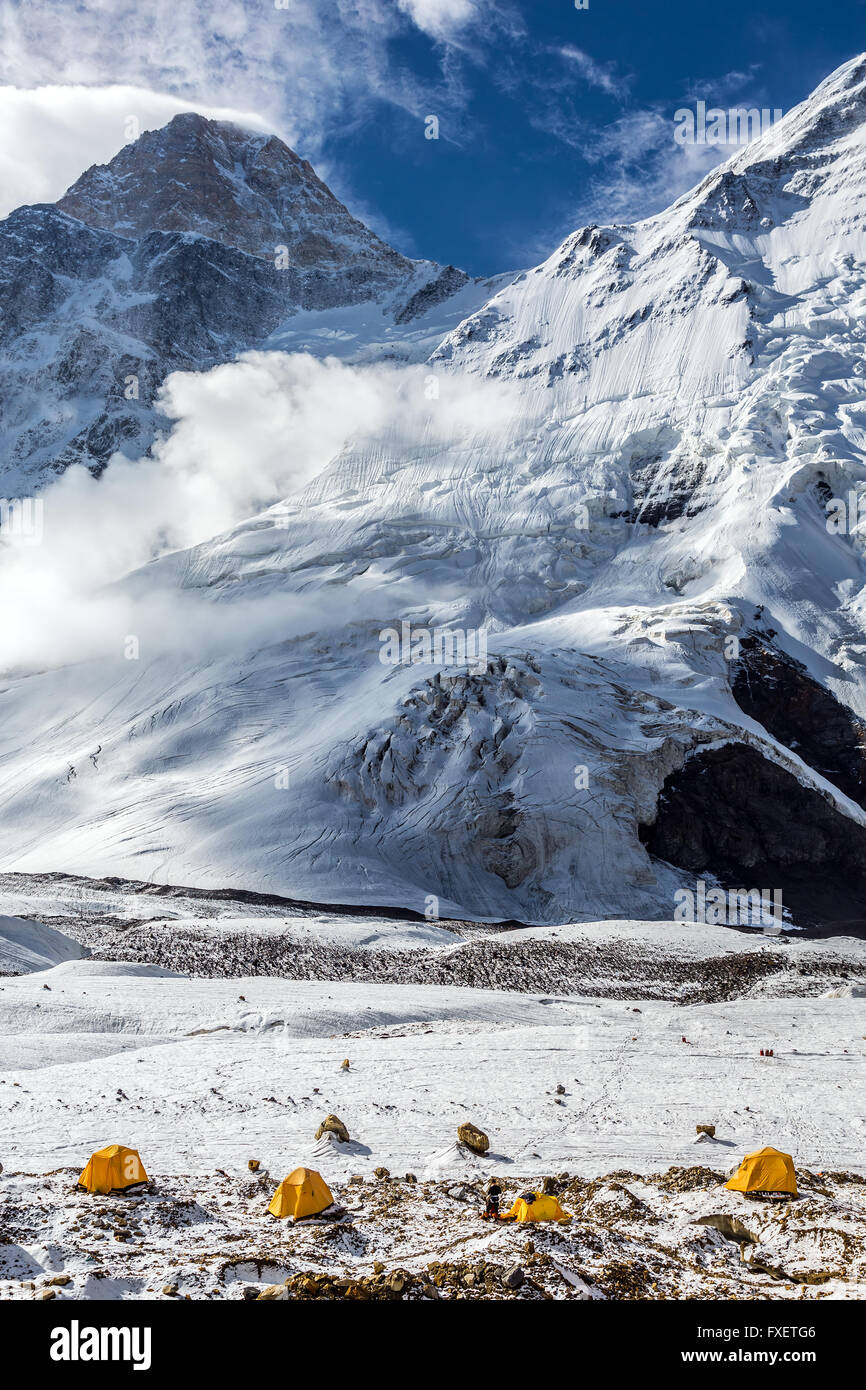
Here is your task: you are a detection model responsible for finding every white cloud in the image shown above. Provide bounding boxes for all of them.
[559,45,628,99]
[0,84,272,219]
[0,0,497,222]
[0,0,480,156]
[0,352,519,671]
[397,0,478,40]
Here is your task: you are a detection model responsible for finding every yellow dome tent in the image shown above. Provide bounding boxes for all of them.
[269,1167,334,1220]
[501,1191,572,1223]
[78,1144,148,1195]
[725,1146,797,1196]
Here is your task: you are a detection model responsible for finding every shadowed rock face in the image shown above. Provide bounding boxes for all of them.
[732,636,866,809]
[639,743,866,929]
[57,112,413,285]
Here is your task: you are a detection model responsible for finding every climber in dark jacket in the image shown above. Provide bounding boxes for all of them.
[483,1182,502,1219]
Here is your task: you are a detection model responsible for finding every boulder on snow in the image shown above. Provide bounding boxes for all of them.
[695,1125,716,1137]
[257,1283,288,1301]
[458,1122,489,1155]
[315,1114,350,1144]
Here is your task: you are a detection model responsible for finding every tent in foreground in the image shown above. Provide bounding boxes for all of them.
[78,1144,148,1194]
[725,1147,797,1196]
[501,1191,572,1223]
[269,1167,334,1220]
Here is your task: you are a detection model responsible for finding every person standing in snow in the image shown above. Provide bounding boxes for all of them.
[483,1182,502,1219]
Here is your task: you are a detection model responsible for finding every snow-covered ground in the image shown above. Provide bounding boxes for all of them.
[0,902,863,1298]
[2,952,863,1176]
[1,928,864,1298]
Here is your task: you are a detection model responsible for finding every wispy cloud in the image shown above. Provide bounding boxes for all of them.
[577,108,725,224]
[558,45,630,99]
[0,0,498,158]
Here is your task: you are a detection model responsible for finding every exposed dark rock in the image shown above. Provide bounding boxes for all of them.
[395,264,469,324]
[732,635,866,807]
[639,742,866,927]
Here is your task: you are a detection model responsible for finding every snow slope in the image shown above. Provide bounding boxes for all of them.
[0,916,86,975]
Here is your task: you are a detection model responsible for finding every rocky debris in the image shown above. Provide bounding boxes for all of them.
[315,1114,351,1144]
[247,1160,260,1172]
[458,1122,490,1155]
[66,914,861,1003]
[2,1164,864,1300]
[45,1274,71,1286]
[374,1167,391,1180]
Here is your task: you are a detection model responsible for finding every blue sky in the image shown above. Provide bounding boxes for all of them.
[327,0,866,273]
[1,0,865,273]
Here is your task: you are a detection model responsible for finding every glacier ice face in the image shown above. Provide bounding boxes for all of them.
[4,59,866,925]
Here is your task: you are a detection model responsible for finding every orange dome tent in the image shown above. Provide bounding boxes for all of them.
[501,1191,572,1223]
[725,1146,797,1196]
[78,1144,148,1194]
[269,1167,333,1220]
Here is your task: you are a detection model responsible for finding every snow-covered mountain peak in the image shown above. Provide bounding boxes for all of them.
[56,111,413,277]
[0,111,505,488]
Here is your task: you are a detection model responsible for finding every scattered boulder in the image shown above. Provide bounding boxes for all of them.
[555,1084,566,1095]
[46,1275,71,1286]
[695,1125,716,1137]
[404,1172,417,1184]
[257,1283,288,1301]
[341,1059,350,1070]
[458,1122,489,1155]
[248,1159,261,1172]
[315,1114,351,1144]
[162,1284,178,1297]
[503,1266,524,1290]
[374,1166,391,1180]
